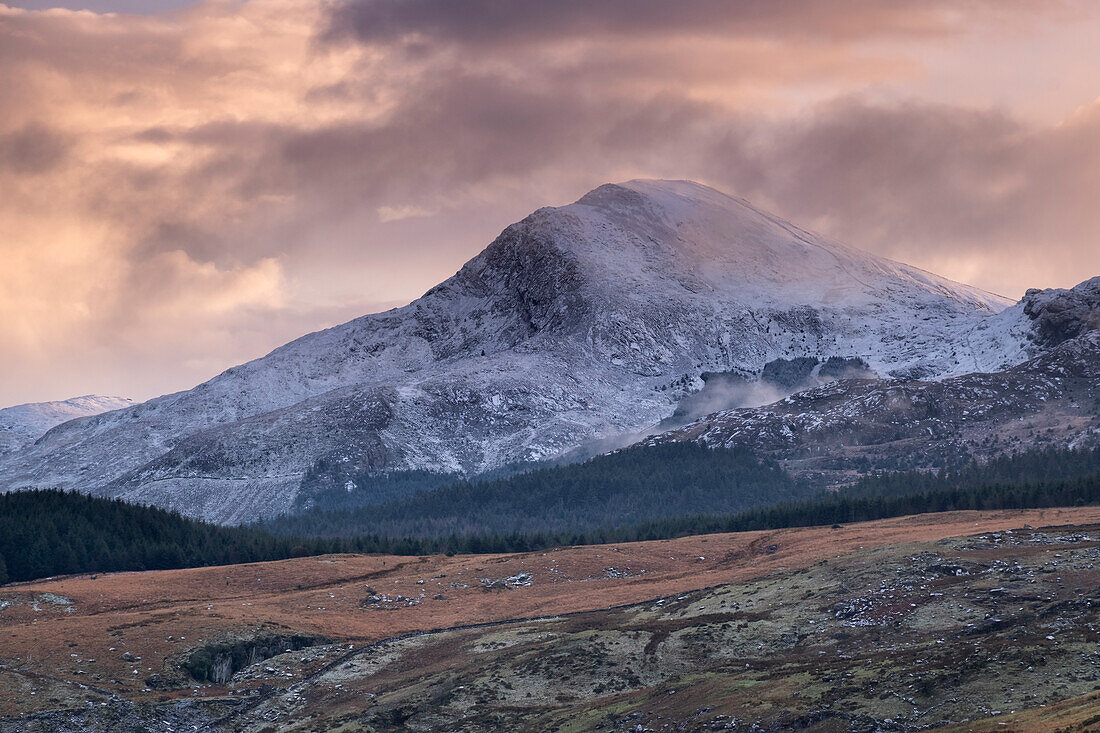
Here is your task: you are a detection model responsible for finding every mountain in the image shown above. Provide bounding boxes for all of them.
[0,395,133,456]
[645,276,1100,481]
[645,324,1100,483]
[0,180,1046,523]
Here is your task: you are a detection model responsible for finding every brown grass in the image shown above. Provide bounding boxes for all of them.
[3,506,1100,716]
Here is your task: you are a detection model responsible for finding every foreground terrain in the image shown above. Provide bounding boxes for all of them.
[4,507,1100,730]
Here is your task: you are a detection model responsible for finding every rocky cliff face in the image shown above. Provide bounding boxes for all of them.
[1022,276,1100,349]
[0,180,1053,522]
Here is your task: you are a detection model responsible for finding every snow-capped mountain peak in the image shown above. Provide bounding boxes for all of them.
[0,180,1056,522]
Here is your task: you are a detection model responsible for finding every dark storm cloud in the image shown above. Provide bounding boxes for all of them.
[133,126,175,144]
[130,71,717,242]
[705,102,1029,244]
[323,0,1052,46]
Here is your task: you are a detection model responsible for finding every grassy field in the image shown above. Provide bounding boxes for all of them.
[3,506,1100,731]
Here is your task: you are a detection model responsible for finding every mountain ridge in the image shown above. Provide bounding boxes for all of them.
[0,395,134,456]
[0,180,1065,522]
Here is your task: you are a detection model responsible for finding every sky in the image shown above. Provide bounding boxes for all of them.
[1,0,1099,407]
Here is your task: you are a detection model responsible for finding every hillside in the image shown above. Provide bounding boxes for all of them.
[646,324,1100,482]
[4,508,1100,731]
[0,491,335,584]
[5,444,1099,585]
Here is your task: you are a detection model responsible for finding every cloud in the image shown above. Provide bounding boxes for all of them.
[0,124,71,174]
[0,0,1098,406]
[695,99,1100,295]
[323,0,1058,47]
[376,204,433,222]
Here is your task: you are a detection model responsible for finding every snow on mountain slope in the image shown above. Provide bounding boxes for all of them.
[0,180,1040,522]
[643,328,1100,482]
[0,395,134,455]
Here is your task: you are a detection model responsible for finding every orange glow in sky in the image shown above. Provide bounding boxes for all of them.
[1,0,1099,404]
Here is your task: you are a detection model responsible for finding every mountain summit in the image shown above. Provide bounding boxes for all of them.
[0,180,1045,522]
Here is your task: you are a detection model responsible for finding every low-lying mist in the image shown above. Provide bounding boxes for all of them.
[671,356,878,424]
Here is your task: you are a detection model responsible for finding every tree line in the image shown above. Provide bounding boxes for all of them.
[262,443,807,538]
[2,444,1098,584]
[0,490,344,584]
[260,444,1100,539]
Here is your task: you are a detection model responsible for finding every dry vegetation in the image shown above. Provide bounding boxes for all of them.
[4,507,1100,731]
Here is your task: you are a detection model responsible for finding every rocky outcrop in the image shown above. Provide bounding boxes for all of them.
[181,631,327,685]
[1023,276,1100,348]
